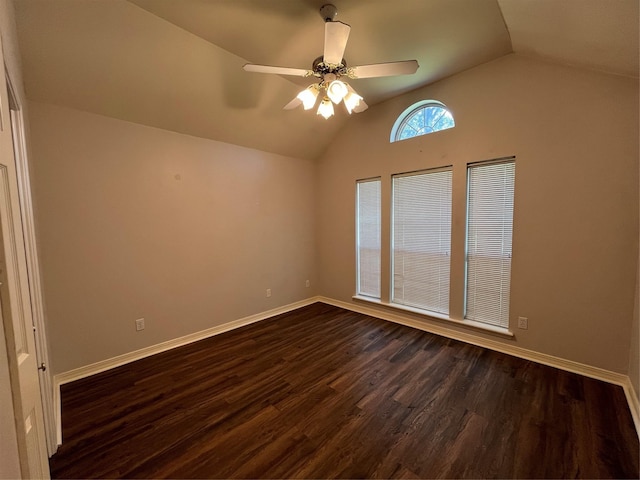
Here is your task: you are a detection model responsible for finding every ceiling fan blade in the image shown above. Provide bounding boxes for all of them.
[283,97,302,110]
[323,21,351,65]
[349,60,419,79]
[243,64,310,77]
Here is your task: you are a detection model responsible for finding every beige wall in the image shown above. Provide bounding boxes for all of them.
[316,53,639,374]
[28,102,317,374]
[23,53,640,381]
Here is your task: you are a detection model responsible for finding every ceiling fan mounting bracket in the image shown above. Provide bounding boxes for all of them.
[319,4,338,22]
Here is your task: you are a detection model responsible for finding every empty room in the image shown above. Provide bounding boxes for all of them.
[0,0,639,478]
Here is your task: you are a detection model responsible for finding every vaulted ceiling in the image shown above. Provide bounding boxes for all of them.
[13,0,639,160]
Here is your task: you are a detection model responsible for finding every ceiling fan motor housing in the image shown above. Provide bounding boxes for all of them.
[313,55,347,76]
[319,4,338,22]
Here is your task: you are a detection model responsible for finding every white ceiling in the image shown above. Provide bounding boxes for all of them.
[13,0,639,160]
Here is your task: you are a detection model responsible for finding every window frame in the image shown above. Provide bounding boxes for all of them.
[355,177,382,299]
[464,158,516,329]
[390,100,455,143]
[391,166,453,315]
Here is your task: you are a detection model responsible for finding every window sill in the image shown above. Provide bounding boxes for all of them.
[352,295,514,338]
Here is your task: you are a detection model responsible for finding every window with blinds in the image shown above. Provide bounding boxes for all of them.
[392,168,452,314]
[356,179,381,298]
[465,160,515,328]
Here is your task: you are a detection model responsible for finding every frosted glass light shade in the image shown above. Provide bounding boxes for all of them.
[344,85,363,114]
[317,97,334,119]
[327,80,348,104]
[297,86,319,110]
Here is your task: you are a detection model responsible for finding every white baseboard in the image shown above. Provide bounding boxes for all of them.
[53,378,61,446]
[318,296,640,438]
[53,297,319,445]
[53,296,639,444]
[623,378,640,437]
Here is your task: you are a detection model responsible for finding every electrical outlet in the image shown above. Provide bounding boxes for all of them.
[517,316,528,330]
[135,318,145,331]
[266,288,271,298]
[306,280,310,288]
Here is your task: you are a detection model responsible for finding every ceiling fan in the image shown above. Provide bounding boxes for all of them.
[243,3,419,119]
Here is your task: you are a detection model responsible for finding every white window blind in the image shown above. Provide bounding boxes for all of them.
[392,168,452,314]
[465,160,515,328]
[356,179,381,298]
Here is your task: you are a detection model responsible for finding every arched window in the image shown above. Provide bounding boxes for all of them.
[390,100,455,143]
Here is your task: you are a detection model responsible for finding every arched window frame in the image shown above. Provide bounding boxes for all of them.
[390,100,455,143]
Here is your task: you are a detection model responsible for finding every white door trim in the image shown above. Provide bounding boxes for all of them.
[6,83,56,456]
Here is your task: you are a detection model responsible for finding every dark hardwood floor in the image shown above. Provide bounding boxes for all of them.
[50,302,639,479]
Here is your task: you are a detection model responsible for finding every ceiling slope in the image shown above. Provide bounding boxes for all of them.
[128,0,513,105]
[13,0,638,160]
[14,0,512,160]
[14,0,344,161]
[498,0,639,78]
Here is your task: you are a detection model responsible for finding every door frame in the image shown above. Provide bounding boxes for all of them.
[5,71,56,456]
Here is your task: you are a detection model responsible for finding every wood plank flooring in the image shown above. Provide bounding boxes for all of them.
[50,302,639,478]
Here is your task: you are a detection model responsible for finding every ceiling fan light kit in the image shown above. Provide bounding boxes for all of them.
[243,4,419,120]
